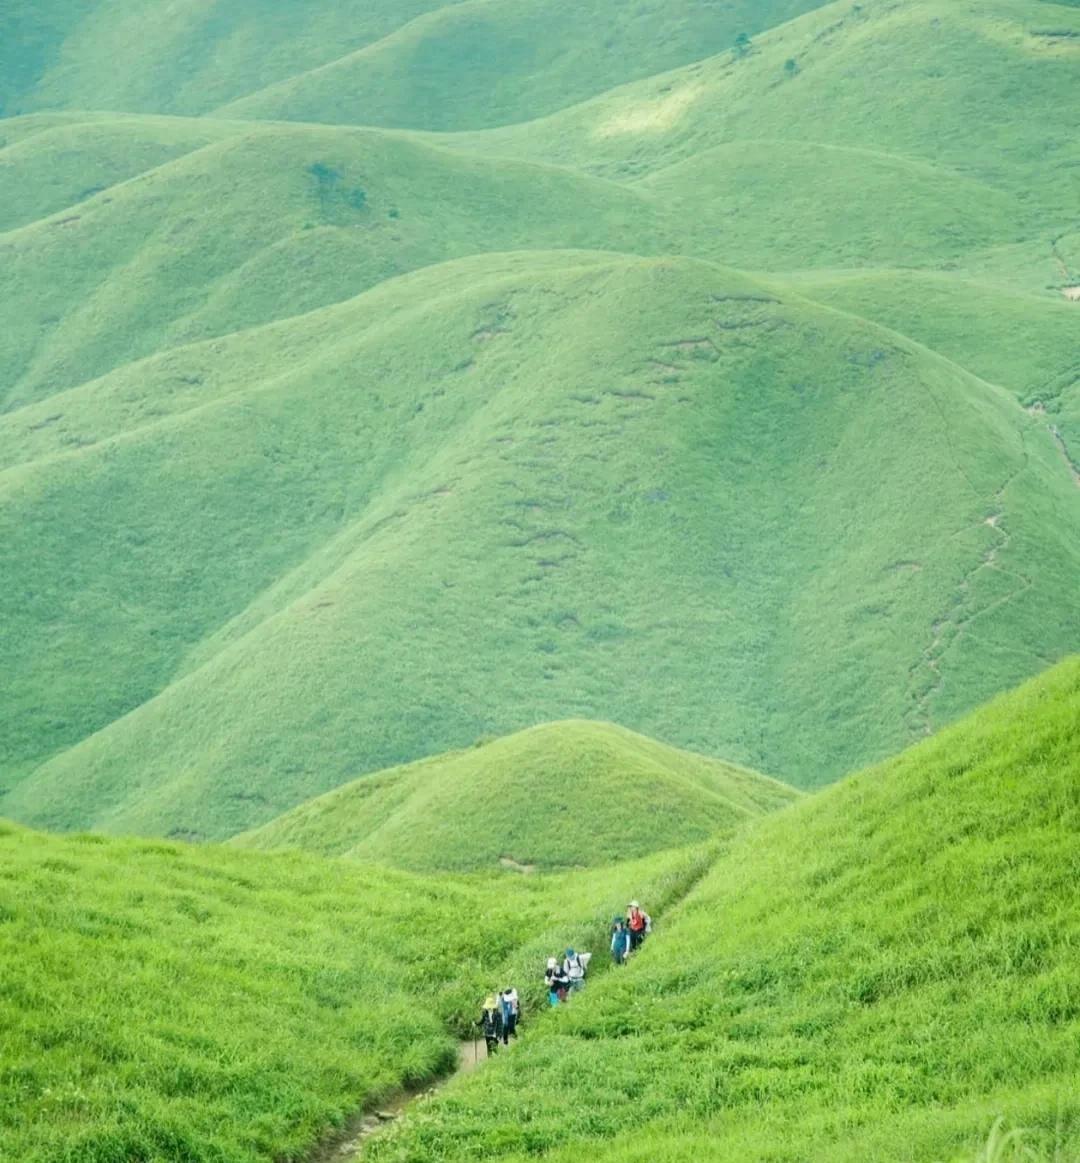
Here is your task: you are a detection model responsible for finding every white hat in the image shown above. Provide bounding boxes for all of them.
[547,957,557,968]
[629,900,640,908]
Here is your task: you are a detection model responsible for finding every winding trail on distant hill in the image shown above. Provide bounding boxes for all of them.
[906,444,1035,737]
[1027,402,1080,488]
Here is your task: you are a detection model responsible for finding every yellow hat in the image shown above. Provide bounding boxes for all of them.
[484,995,496,1009]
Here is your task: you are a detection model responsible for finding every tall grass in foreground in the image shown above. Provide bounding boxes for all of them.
[368,658,1080,1162]
[0,821,708,1162]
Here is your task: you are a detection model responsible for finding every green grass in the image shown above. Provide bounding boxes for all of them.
[213,0,831,131]
[365,657,1080,1163]
[462,0,1079,209]
[3,4,1079,1159]
[0,120,673,412]
[0,0,1074,837]
[3,0,1079,837]
[793,269,1080,466]
[0,818,711,1162]
[2,2,468,118]
[0,115,235,233]
[234,719,798,871]
[639,141,1045,271]
[5,1,830,123]
[5,252,1079,837]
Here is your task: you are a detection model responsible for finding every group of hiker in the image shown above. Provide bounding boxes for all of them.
[476,900,652,1055]
[544,947,590,1004]
[611,900,651,965]
[478,988,521,1055]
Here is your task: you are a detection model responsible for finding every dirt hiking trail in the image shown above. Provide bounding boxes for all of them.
[310,1040,491,1162]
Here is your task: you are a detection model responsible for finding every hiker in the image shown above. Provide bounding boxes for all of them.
[499,987,519,1043]
[563,947,588,992]
[626,900,651,952]
[545,957,569,1005]
[611,916,631,965]
[478,995,503,1055]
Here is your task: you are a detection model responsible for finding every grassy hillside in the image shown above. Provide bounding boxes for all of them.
[235,720,798,871]
[0,119,673,412]
[367,656,1080,1163]
[463,0,1080,224]
[795,270,1080,471]
[0,115,235,233]
[5,0,829,123]
[0,818,709,1163]
[2,0,1077,839]
[638,141,1045,272]
[531,0,1080,174]
[6,253,1079,837]
[1,1,466,118]
[215,0,830,131]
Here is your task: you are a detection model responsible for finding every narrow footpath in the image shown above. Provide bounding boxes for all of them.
[306,854,718,1161]
[310,1040,489,1162]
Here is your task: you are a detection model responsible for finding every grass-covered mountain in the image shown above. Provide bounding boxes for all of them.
[3,1,830,123]
[369,656,1080,1162]
[5,252,1078,838]
[235,720,798,870]
[2,0,1079,836]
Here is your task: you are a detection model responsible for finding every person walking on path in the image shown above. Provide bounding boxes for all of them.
[478,995,503,1055]
[499,987,519,1043]
[563,947,588,993]
[611,917,631,965]
[545,957,569,1004]
[626,900,651,952]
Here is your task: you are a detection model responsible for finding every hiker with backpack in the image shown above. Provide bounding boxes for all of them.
[478,995,503,1055]
[611,916,631,964]
[563,947,589,992]
[499,987,519,1043]
[626,900,651,952]
[545,956,570,1005]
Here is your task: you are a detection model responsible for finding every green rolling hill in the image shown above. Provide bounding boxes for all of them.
[463,0,1079,199]
[0,1,467,118]
[5,252,1078,838]
[367,656,1080,1163]
[213,0,830,131]
[4,2,1079,1160]
[0,117,673,412]
[2,0,1078,841]
[234,719,798,871]
[4,0,830,122]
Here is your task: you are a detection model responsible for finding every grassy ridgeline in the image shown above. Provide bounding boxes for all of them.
[367,657,1080,1162]
[234,720,799,871]
[0,1,460,118]
[0,823,709,1162]
[0,120,674,412]
[2,0,1078,841]
[212,0,829,131]
[6,254,1079,837]
[465,0,1080,208]
[5,0,829,123]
